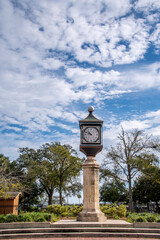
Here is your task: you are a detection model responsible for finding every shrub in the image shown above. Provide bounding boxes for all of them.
[127,213,138,223]
[100,204,127,218]
[127,213,160,223]
[146,215,157,222]
[28,212,46,222]
[0,212,58,223]
[17,214,32,222]
[46,205,83,217]
[25,212,58,222]
[29,206,40,212]
[17,215,25,222]
[70,205,83,216]
[0,215,6,223]
[41,213,57,222]
[135,216,147,222]
[116,205,127,217]
[46,205,68,216]
[51,214,58,222]
[157,219,160,222]
[6,214,18,222]
[35,216,46,222]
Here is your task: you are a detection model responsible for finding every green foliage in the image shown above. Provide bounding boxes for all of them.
[17,214,32,222]
[136,216,147,222]
[46,205,69,216]
[146,215,157,222]
[0,154,22,198]
[35,216,46,222]
[100,128,160,212]
[133,176,160,207]
[0,215,6,223]
[100,181,127,203]
[127,212,160,223]
[18,143,83,205]
[6,214,18,222]
[0,212,58,223]
[14,150,44,208]
[26,212,57,222]
[25,206,40,212]
[70,205,83,216]
[100,204,127,218]
[46,204,83,217]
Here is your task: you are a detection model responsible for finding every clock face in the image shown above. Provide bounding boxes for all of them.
[83,127,99,143]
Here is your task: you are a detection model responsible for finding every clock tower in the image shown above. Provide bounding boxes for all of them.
[79,106,103,156]
[77,107,106,222]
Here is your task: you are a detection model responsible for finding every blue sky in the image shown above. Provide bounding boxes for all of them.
[0,0,160,164]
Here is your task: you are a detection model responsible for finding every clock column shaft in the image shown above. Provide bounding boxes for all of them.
[77,156,106,222]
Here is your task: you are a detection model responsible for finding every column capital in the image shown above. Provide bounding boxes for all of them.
[83,156,99,168]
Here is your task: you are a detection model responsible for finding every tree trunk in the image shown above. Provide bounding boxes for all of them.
[128,167,133,212]
[156,201,160,213]
[128,182,133,212]
[59,186,63,205]
[48,190,53,205]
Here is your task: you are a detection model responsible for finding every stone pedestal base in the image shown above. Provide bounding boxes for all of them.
[77,208,106,222]
[77,156,107,222]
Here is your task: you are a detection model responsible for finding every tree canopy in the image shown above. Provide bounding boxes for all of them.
[100,180,127,203]
[100,128,160,212]
[133,176,160,213]
[0,154,22,198]
[17,142,84,205]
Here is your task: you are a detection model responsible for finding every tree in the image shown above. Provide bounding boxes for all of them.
[133,176,160,213]
[139,159,160,183]
[18,143,84,205]
[133,155,160,213]
[17,147,56,205]
[0,154,22,198]
[100,128,159,212]
[10,158,43,209]
[100,180,127,203]
[40,143,83,205]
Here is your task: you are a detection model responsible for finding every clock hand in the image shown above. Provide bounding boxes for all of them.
[88,130,92,135]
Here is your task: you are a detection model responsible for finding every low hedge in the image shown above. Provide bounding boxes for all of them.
[100,204,127,219]
[46,204,127,219]
[0,212,57,223]
[127,212,160,223]
[2,205,160,223]
[46,205,83,217]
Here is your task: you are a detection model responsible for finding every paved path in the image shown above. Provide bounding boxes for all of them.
[54,219,131,224]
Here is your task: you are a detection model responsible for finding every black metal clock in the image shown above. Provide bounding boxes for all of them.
[79,106,103,157]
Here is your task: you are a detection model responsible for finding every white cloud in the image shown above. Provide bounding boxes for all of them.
[145,109,160,118]
[103,108,160,144]
[149,126,160,136]
[0,54,160,137]
[150,24,160,53]
[40,58,64,70]
[0,0,152,69]
[56,123,79,134]
[116,62,160,90]
[0,0,159,74]
[0,0,160,161]
[135,0,160,12]
[121,120,151,131]
[66,68,121,87]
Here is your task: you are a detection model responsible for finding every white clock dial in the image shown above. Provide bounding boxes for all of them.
[83,127,99,142]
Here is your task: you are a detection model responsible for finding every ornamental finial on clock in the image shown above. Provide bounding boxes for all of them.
[88,106,94,113]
